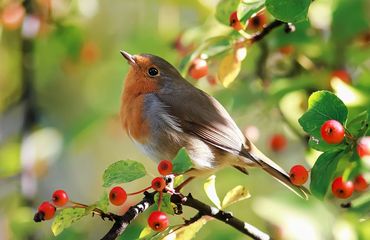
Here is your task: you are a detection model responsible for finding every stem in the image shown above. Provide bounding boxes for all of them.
[69,201,114,220]
[157,191,163,212]
[175,176,194,192]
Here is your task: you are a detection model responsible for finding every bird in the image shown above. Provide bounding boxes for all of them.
[119,50,309,199]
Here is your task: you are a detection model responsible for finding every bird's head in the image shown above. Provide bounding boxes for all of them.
[120,51,183,90]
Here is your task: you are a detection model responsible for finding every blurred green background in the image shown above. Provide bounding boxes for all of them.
[0,0,370,239]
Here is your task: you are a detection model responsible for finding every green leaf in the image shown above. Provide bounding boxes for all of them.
[203,175,221,209]
[238,0,266,23]
[307,138,347,152]
[51,208,88,236]
[221,185,250,209]
[178,37,233,76]
[102,160,146,187]
[172,148,193,174]
[347,111,369,138]
[310,150,345,199]
[173,175,185,188]
[265,0,311,23]
[298,91,348,152]
[331,0,370,43]
[215,0,240,26]
[154,193,174,215]
[201,36,233,58]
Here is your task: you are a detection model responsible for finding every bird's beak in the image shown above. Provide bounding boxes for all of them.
[120,50,136,65]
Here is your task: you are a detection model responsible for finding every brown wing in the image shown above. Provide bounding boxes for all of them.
[155,80,249,156]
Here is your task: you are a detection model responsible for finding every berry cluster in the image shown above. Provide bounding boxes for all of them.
[147,160,174,232]
[184,10,268,85]
[321,120,368,199]
[107,160,174,232]
[288,120,369,198]
[228,10,267,32]
[34,190,69,222]
[330,175,368,199]
[34,161,175,233]
[287,119,369,196]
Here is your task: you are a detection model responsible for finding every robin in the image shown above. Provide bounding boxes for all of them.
[119,51,308,199]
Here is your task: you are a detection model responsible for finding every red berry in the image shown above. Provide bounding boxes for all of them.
[289,165,309,186]
[151,177,166,192]
[357,137,370,158]
[279,45,295,56]
[37,201,56,220]
[247,11,267,31]
[207,75,218,86]
[52,189,69,207]
[148,211,169,232]
[354,175,368,192]
[80,41,100,63]
[188,58,208,79]
[331,70,351,84]
[320,120,345,144]
[269,134,287,152]
[157,160,173,176]
[331,176,354,199]
[1,3,25,30]
[229,11,244,31]
[109,186,127,206]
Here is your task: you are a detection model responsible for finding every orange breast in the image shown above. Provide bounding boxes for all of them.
[120,68,158,143]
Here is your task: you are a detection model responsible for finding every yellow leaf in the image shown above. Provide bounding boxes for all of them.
[139,226,152,239]
[203,175,221,209]
[217,53,241,87]
[221,185,250,209]
[163,217,208,240]
[234,46,247,62]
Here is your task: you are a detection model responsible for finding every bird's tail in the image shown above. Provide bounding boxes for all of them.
[239,143,310,200]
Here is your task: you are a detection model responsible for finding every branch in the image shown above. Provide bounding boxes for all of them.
[247,20,295,44]
[100,191,156,240]
[171,194,270,240]
[102,190,270,240]
[251,20,284,43]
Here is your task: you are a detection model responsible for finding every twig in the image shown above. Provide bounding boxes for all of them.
[100,191,156,240]
[172,194,270,240]
[255,41,269,85]
[250,20,285,43]
[21,0,39,134]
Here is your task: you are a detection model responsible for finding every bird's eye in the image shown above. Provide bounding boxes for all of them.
[148,67,159,77]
